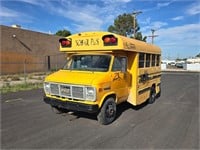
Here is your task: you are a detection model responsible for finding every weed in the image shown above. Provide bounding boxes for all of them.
[37,76,44,80]
[2,76,10,82]
[1,82,43,94]
[28,75,35,80]
[11,76,21,81]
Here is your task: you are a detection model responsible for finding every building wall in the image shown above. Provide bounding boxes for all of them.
[183,63,200,71]
[0,25,66,74]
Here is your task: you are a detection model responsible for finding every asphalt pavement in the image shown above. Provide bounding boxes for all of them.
[1,72,199,149]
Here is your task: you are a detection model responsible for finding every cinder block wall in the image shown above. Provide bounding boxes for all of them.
[0,25,66,74]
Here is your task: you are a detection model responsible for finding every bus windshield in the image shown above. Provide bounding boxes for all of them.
[64,55,111,72]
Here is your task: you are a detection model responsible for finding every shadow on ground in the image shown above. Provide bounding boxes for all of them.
[55,101,149,124]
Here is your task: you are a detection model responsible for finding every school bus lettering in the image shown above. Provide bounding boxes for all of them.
[75,38,99,46]
[44,31,161,125]
[91,38,99,45]
[124,42,136,49]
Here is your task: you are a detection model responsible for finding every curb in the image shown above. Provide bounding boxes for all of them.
[162,69,200,73]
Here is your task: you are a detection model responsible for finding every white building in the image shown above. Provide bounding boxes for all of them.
[161,60,176,65]
[186,57,200,64]
[183,57,200,71]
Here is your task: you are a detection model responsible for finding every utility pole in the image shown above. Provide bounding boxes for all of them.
[132,10,142,39]
[148,29,158,44]
[12,34,32,84]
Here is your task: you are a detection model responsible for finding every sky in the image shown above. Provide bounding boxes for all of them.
[0,0,200,59]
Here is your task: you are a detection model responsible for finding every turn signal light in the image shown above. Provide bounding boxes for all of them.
[59,38,72,47]
[102,35,118,46]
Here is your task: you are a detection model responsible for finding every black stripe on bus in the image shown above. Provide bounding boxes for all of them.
[152,74,161,79]
[139,74,161,83]
[138,87,151,95]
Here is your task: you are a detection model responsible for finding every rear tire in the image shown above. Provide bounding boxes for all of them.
[148,87,156,104]
[97,97,116,125]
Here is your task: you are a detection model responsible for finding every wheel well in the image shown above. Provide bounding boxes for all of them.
[100,94,116,108]
[151,83,156,92]
[105,94,116,102]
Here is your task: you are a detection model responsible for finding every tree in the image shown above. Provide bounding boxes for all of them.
[108,13,146,42]
[55,29,71,37]
[196,53,200,57]
[135,32,147,42]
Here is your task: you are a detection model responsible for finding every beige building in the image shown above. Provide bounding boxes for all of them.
[0,25,66,74]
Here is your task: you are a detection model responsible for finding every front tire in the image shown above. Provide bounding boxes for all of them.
[51,106,64,114]
[97,97,116,125]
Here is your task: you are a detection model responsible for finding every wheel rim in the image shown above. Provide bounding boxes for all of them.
[152,92,156,99]
[150,89,156,103]
[105,103,115,118]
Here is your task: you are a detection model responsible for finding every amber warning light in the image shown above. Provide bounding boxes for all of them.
[102,35,118,46]
[59,38,72,47]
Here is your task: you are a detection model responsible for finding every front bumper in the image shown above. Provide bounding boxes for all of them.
[44,96,99,113]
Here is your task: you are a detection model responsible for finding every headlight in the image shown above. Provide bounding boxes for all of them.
[85,87,96,101]
[44,82,50,94]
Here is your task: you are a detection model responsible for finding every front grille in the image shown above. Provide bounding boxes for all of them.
[50,84,59,95]
[60,85,71,97]
[50,83,85,100]
[72,86,84,99]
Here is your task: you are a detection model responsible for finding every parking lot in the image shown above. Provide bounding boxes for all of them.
[1,72,199,149]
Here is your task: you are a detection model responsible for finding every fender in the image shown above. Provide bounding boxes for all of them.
[98,91,117,108]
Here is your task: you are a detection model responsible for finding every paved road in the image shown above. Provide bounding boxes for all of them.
[1,72,199,149]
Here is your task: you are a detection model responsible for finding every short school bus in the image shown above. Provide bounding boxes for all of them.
[44,31,161,125]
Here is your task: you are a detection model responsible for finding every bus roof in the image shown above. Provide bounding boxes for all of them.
[59,31,161,54]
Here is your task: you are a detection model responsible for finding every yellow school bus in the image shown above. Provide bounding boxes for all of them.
[44,31,161,125]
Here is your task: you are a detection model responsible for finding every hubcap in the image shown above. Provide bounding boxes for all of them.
[106,103,115,118]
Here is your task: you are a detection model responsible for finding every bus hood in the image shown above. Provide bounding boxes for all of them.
[45,70,109,85]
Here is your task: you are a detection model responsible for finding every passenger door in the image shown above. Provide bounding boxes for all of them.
[111,56,129,103]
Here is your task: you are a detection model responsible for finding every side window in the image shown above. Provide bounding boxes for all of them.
[151,54,156,67]
[112,56,127,72]
[156,55,160,66]
[139,53,145,68]
[146,54,150,67]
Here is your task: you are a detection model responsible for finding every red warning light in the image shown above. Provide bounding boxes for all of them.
[110,37,117,43]
[102,35,117,46]
[104,37,111,43]
[59,38,72,47]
